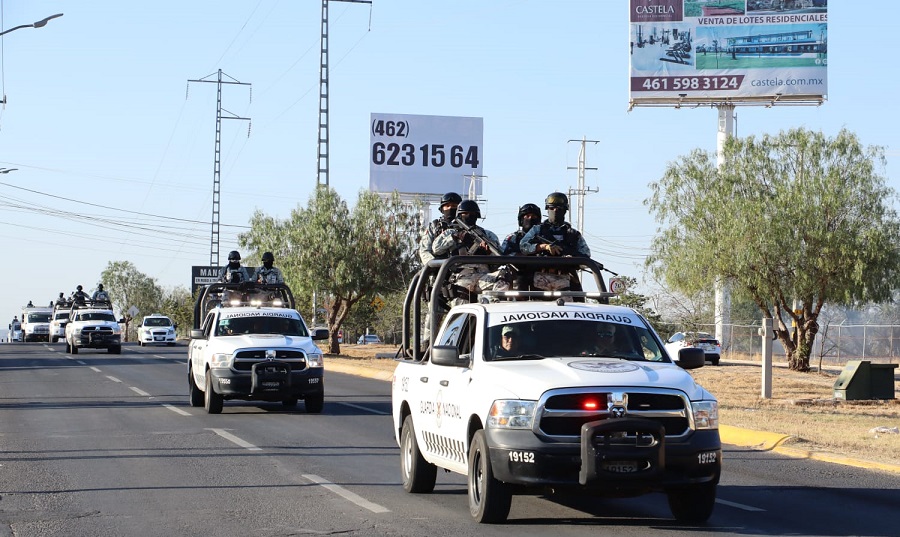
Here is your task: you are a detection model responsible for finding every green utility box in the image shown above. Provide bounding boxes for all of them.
[833,360,898,400]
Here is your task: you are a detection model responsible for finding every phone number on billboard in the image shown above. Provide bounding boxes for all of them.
[371,143,480,169]
[632,75,744,91]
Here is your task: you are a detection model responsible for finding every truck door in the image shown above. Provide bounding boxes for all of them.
[424,310,476,472]
[190,312,216,383]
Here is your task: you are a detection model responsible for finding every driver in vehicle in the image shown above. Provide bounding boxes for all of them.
[495,325,522,358]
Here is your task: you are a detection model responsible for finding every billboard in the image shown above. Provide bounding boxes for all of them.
[629,0,827,107]
[369,113,483,196]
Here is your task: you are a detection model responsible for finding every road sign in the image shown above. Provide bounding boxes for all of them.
[609,278,626,294]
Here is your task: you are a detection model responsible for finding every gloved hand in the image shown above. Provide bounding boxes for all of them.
[540,243,563,256]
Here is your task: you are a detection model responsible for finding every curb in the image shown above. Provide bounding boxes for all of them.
[327,360,900,475]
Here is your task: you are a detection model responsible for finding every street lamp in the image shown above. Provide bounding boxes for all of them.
[0,13,63,37]
[0,168,18,174]
[0,13,63,105]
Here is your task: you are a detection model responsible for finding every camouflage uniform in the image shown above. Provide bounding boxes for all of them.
[217,265,252,284]
[520,220,591,293]
[254,266,285,284]
[432,224,500,306]
[418,216,455,265]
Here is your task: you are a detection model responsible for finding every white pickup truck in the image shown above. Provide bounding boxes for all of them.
[188,282,328,414]
[391,255,720,524]
[21,307,53,342]
[65,301,122,354]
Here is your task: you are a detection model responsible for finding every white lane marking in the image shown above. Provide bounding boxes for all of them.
[302,474,390,513]
[337,402,389,415]
[76,360,86,365]
[163,404,191,416]
[153,355,167,359]
[89,366,102,373]
[106,376,122,383]
[209,428,262,451]
[130,387,151,397]
[716,498,766,512]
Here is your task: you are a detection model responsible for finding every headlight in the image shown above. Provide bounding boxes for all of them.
[112,325,121,335]
[487,400,537,430]
[692,400,719,429]
[307,353,324,368]
[210,353,232,368]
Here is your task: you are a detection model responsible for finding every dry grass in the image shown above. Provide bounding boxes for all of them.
[326,344,900,466]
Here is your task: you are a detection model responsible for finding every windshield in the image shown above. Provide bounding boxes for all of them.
[144,317,172,327]
[486,317,665,362]
[77,313,117,322]
[54,313,70,321]
[216,316,308,337]
[26,313,52,323]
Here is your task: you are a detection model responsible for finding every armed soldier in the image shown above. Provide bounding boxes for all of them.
[254,251,285,284]
[418,192,462,265]
[217,250,252,284]
[520,192,591,293]
[500,203,542,255]
[432,199,500,304]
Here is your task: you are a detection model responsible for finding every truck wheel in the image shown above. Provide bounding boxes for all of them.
[468,430,511,523]
[70,342,78,354]
[400,415,436,493]
[108,345,122,354]
[204,371,223,414]
[304,392,324,413]
[667,482,716,523]
[188,366,204,407]
[50,336,57,344]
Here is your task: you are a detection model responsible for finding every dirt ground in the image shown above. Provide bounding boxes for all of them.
[326,344,900,467]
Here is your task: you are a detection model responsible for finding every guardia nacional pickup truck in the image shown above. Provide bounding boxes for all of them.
[391,255,721,524]
[188,282,328,414]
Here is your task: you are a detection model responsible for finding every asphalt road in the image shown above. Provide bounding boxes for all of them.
[1,342,898,536]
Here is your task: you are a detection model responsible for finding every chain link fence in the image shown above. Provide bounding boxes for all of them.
[698,323,900,366]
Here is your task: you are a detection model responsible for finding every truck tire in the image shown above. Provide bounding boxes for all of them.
[188,365,204,407]
[70,341,78,354]
[204,371,223,414]
[468,430,511,523]
[304,392,324,413]
[400,415,436,493]
[667,482,716,523]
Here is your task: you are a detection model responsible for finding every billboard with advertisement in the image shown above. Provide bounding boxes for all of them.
[629,0,827,107]
[369,113,483,196]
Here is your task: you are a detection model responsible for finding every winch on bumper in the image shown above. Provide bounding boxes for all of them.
[75,330,121,348]
[485,420,721,492]
[208,361,324,401]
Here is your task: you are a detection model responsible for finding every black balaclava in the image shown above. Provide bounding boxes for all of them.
[547,206,566,226]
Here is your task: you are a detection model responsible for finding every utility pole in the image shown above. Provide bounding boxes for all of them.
[187,69,251,267]
[316,0,372,188]
[464,173,487,201]
[566,137,599,232]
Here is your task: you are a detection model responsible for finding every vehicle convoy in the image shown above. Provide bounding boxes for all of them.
[65,299,123,354]
[7,320,22,342]
[138,313,177,346]
[188,282,328,414]
[391,255,721,524]
[21,306,53,342]
[49,306,71,344]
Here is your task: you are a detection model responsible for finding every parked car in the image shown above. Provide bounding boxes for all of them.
[357,334,382,345]
[665,331,721,366]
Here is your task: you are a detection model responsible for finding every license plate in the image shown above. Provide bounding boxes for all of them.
[602,461,638,473]
[155,337,163,341]
[261,382,280,388]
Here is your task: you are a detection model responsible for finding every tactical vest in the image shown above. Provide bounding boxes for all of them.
[535,222,581,256]
[428,218,454,259]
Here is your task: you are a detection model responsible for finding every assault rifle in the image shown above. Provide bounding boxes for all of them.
[453,217,504,256]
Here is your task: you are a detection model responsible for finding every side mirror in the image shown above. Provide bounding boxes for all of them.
[190,329,206,340]
[173,323,178,330]
[675,347,705,369]
[431,345,468,368]
[311,328,329,341]
[119,318,126,324]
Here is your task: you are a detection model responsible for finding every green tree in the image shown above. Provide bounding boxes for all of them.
[646,127,900,371]
[100,261,164,341]
[160,286,193,339]
[240,187,420,353]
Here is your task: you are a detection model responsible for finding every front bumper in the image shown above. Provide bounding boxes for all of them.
[485,418,721,494]
[73,333,121,348]
[140,331,176,344]
[209,361,324,401]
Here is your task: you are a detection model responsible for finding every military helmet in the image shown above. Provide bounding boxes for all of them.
[545,192,569,210]
[261,251,275,263]
[457,199,481,218]
[97,284,104,291]
[517,203,541,227]
[77,285,83,291]
[227,250,241,262]
[439,192,462,209]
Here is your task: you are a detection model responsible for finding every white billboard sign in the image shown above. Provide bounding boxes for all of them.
[629,0,827,107]
[369,113,483,196]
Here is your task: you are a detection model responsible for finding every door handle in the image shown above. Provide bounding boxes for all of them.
[440,380,449,387]
[419,377,428,383]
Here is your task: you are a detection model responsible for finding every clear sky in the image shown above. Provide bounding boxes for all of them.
[1,1,896,319]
